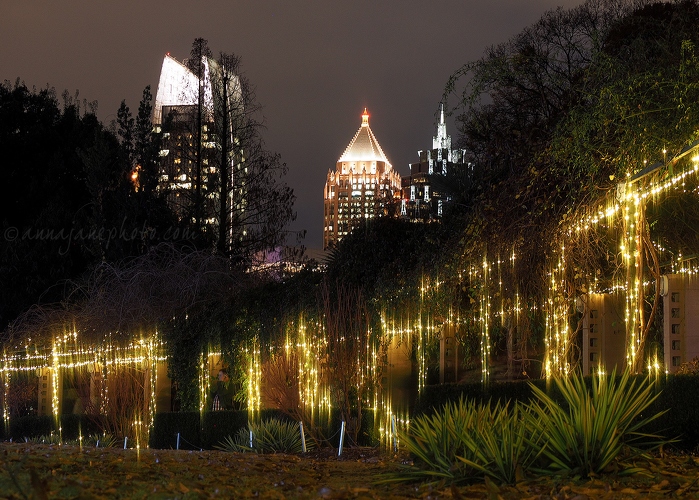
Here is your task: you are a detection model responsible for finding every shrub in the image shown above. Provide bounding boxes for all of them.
[527,370,670,476]
[416,374,699,452]
[394,369,672,485]
[149,412,201,449]
[201,410,248,449]
[643,375,699,451]
[60,414,104,441]
[217,418,313,454]
[413,379,543,417]
[9,415,54,441]
[83,432,119,448]
[397,399,538,484]
[312,408,376,448]
[24,433,62,445]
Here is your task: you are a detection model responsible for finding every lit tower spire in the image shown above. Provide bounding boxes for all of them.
[433,102,451,150]
[338,108,390,163]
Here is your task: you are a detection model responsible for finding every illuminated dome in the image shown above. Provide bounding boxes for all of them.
[324,109,401,250]
[338,108,391,164]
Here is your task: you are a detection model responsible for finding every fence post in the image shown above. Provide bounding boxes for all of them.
[338,420,346,457]
[299,421,307,453]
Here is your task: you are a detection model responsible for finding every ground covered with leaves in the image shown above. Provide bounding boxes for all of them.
[1,443,699,499]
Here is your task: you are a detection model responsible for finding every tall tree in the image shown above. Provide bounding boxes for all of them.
[213,54,295,263]
[439,0,699,375]
[186,38,213,230]
[111,86,173,256]
[172,41,296,265]
[0,81,107,330]
[441,0,664,295]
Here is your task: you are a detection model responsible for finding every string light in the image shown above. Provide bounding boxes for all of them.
[1,331,165,442]
[4,147,699,447]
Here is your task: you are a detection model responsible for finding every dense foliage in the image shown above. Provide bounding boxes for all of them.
[0,80,183,335]
[442,0,699,293]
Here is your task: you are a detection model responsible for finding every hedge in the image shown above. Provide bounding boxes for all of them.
[201,410,248,449]
[0,414,105,442]
[150,411,202,449]
[13,375,695,450]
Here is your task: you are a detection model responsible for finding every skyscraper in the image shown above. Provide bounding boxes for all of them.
[153,54,217,222]
[152,53,244,249]
[323,109,401,250]
[401,103,469,221]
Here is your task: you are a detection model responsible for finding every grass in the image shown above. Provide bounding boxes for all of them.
[1,442,698,498]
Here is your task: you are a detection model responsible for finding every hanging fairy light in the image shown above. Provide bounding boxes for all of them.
[0,330,166,441]
[549,145,699,376]
[480,255,491,383]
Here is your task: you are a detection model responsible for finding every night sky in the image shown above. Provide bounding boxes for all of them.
[2,0,583,249]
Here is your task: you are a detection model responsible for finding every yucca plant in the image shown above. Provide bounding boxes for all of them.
[396,398,481,483]
[455,402,542,484]
[395,398,540,484]
[24,433,62,445]
[216,418,312,454]
[526,369,670,476]
[85,432,119,448]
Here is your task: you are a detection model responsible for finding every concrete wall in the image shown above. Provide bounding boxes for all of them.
[663,274,699,373]
[582,293,627,375]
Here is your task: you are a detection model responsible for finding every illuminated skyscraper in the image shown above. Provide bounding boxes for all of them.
[152,53,244,247]
[401,103,469,221]
[153,54,216,221]
[323,109,401,250]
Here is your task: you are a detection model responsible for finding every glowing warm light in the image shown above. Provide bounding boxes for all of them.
[554,140,699,375]
[2,331,165,444]
[6,140,699,448]
[480,256,491,383]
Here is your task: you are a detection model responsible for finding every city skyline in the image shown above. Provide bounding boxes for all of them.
[1,0,584,249]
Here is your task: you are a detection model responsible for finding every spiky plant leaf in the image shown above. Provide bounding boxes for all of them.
[216,418,313,454]
[526,369,670,476]
[393,398,540,484]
